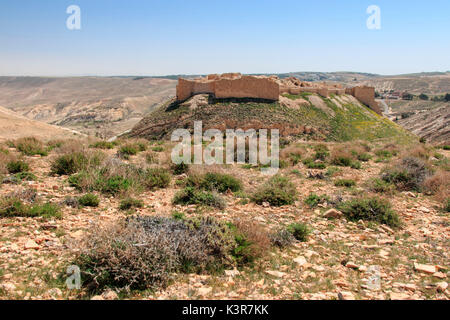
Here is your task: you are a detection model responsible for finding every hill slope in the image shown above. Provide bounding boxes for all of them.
[0,106,83,142]
[130,93,414,142]
[0,77,176,138]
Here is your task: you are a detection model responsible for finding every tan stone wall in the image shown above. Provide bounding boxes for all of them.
[352,86,382,114]
[214,76,279,100]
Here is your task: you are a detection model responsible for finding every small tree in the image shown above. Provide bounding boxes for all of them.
[419,93,429,100]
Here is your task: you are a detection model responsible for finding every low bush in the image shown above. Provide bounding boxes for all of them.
[171,162,189,175]
[78,194,100,207]
[75,216,246,292]
[13,137,48,156]
[303,158,326,169]
[251,175,297,206]
[366,178,395,193]
[51,151,102,175]
[444,198,450,212]
[270,229,295,248]
[313,144,329,160]
[0,197,61,219]
[338,197,400,227]
[119,197,144,210]
[7,160,29,174]
[357,153,372,162]
[173,187,226,209]
[381,157,432,191]
[142,168,171,190]
[187,172,242,193]
[89,141,115,149]
[119,144,139,157]
[287,223,310,242]
[334,179,356,187]
[304,193,329,208]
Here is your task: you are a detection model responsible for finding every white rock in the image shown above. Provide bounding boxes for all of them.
[293,256,307,267]
[24,239,39,250]
[414,262,437,274]
[436,282,448,292]
[265,270,286,278]
[102,290,118,300]
[197,287,212,296]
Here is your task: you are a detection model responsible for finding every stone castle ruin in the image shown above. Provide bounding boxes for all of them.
[176,73,381,114]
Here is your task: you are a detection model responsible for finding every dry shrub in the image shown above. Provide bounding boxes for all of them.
[401,145,431,160]
[74,216,237,292]
[381,157,433,191]
[423,170,450,201]
[330,146,354,166]
[0,152,13,174]
[280,145,306,165]
[232,218,271,261]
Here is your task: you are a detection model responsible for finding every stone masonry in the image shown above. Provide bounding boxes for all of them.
[176,73,381,114]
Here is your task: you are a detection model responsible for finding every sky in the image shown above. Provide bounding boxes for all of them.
[0,0,449,76]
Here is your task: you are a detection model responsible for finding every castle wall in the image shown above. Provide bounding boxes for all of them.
[214,76,279,100]
[351,86,382,114]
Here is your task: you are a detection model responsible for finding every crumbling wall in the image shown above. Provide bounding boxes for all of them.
[214,76,279,100]
[349,86,382,114]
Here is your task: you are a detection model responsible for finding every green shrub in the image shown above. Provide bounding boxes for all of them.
[187,172,242,193]
[100,176,132,195]
[0,197,61,219]
[338,197,400,227]
[367,178,394,193]
[331,156,353,167]
[14,137,48,156]
[0,197,29,217]
[304,193,329,208]
[51,152,98,175]
[287,223,310,242]
[251,175,297,206]
[119,197,144,210]
[334,179,356,187]
[173,187,226,209]
[119,144,139,156]
[303,158,326,169]
[171,162,189,175]
[152,146,164,152]
[375,150,394,158]
[314,145,329,160]
[350,161,362,169]
[89,141,115,149]
[142,168,171,190]
[15,172,37,181]
[7,160,29,174]
[78,193,100,207]
[357,153,372,162]
[28,202,62,219]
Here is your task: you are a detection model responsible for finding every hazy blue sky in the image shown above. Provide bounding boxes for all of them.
[1,0,449,76]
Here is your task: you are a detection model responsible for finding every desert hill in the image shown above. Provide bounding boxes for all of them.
[0,106,83,142]
[0,77,177,138]
[130,93,413,143]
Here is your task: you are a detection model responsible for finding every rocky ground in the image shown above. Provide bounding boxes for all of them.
[0,139,448,300]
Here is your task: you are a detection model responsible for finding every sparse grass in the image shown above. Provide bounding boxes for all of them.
[12,137,48,156]
[78,193,100,207]
[119,197,144,210]
[142,168,171,190]
[334,179,356,188]
[0,197,62,219]
[303,158,326,169]
[186,172,242,193]
[251,175,297,206]
[338,197,400,228]
[51,151,103,175]
[89,141,115,149]
[366,178,395,193]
